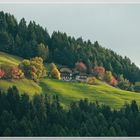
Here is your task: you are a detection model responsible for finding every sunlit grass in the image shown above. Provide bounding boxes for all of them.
[40,78,140,109]
[0,79,42,97]
[0,51,22,66]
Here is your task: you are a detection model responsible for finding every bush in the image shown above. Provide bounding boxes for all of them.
[110,76,118,87]
[12,66,24,79]
[117,75,131,91]
[87,77,98,85]
[0,64,24,79]
[104,71,112,83]
[134,82,140,92]
[0,69,5,79]
[0,64,13,79]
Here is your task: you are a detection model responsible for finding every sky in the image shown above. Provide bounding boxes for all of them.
[0,4,140,67]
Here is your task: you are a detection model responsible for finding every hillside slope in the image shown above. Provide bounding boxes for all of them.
[0,51,22,65]
[1,51,140,109]
[0,52,42,95]
[40,79,140,109]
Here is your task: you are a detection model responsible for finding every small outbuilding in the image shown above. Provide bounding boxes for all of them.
[75,73,88,83]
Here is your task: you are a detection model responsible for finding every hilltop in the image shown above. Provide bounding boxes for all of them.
[0,11,140,84]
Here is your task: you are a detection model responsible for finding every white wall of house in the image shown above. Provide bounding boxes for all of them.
[61,76,72,81]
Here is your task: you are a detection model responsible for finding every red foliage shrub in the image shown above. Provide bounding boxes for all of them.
[12,66,24,79]
[110,76,118,86]
[0,69,5,79]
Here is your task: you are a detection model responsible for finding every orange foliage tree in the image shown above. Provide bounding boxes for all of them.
[0,69,5,79]
[93,66,105,80]
[110,76,118,86]
[75,62,87,73]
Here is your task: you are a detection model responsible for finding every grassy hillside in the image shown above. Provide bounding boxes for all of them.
[40,79,140,109]
[0,51,41,96]
[0,79,42,96]
[1,51,140,109]
[0,51,22,65]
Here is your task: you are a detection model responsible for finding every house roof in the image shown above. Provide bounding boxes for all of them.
[59,67,72,73]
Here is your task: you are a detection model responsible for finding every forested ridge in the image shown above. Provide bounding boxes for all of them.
[0,11,140,84]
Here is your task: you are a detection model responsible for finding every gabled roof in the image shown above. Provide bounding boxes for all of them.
[59,67,72,73]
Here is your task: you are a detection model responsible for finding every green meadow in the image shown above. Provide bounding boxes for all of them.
[0,51,22,66]
[40,79,140,109]
[0,79,42,96]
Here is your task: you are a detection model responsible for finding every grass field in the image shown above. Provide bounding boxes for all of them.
[0,79,42,96]
[40,79,140,109]
[1,51,140,109]
[0,51,22,65]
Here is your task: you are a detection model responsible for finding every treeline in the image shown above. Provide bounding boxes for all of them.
[0,86,140,136]
[0,11,140,83]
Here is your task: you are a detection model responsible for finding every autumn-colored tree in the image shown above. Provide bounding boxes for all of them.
[93,66,105,80]
[50,63,61,80]
[0,69,5,79]
[19,57,46,82]
[50,63,57,71]
[0,64,24,79]
[12,66,24,79]
[75,61,87,73]
[110,76,118,86]
[104,71,112,83]
[18,59,31,78]
[52,68,61,80]
[37,43,49,61]
[0,64,13,79]
[30,57,45,81]
[117,74,131,90]
[87,77,98,85]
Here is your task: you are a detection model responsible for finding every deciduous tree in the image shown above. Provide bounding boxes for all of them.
[75,61,87,73]
[37,43,49,61]
[0,69,5,79]
[104,71,112,83]
[93,66,105,80]
[50,63,60,80]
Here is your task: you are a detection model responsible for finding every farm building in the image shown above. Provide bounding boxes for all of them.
[60,67,72,81]
[75,73,88,83]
